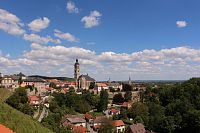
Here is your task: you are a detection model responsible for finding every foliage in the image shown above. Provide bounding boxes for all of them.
[124,91,132,102]
[97,90,109,112]
[98,119,115,133]
[122,84,132,91]
[113,93,124,104]
[6,87,34,116]
[127,102,149,125]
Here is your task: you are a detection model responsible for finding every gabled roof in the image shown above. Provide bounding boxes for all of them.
[29,95,39,101]
[0,124,15,133]
[110,108,119,114]
[79,75,95,81]
[85,113,94,120]
[112,120,125,127]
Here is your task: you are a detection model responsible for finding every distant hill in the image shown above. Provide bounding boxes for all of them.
[29,75,75,81]
[0,89,54,133]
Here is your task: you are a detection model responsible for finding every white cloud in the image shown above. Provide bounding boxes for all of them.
[28,17,50,32]
[0,9,25,35]
[54,29,79,42]
[66,1,79,13]
[176,21,187,28]
[81,10,102,28]
[23,33,61,44]
[1,45,200,80]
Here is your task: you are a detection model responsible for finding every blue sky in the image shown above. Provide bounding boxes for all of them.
[0,0,200,80]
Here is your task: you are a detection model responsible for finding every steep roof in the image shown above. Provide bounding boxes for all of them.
[0,124,15,133]
[112,120,125,127]
[79,75,95,81]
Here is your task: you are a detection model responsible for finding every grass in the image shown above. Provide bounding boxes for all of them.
[0,88,13,102]
[0,102,54,133]
[89,111,104,117]
[0,88,54,133]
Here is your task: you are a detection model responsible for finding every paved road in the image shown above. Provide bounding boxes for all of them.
[38,107,47,122]
[86,122,96,133]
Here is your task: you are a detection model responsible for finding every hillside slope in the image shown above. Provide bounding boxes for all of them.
[0,88,13,102]
[0,88,54,133]
[0,102,54,133]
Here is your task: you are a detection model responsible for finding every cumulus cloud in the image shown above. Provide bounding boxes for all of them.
[66,1,79,13]
[1,45,200,80]
[176,21,187,28]
[0,9,25,35]
[23,33,61,44]
[81,10,102,28]
[28,17,50,32]
[54,29,79,42]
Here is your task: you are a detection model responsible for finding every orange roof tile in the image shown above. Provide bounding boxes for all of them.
[85,113,93,120]
[0,124,15,133]
[28,95,39,101]
[96,83,108,87]
[113,120,125,127]
[72,126,87,133]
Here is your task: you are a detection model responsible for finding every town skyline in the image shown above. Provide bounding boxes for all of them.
[1,0,200,80]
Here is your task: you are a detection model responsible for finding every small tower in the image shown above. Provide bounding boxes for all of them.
[74,59,80,80]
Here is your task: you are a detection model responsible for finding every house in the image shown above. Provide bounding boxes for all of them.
[84,113,94,123]
[113,120,125,133]
[21,77,48,96]
[125,123,147,133]
[62,115,86,128]
[1,75,19,89]
[92,116,107,131]
[72,126,87,133]
[94,83,109,92]
[0,124,15,133]
[78,74,95,90]
[108,83,123,91]
[28,95,39,106]
[109,108,120,115]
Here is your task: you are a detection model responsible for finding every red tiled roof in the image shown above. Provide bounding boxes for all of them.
[85,113,93,120]
[96,83,108,87]
[28,95,39,101]
[111,108,119,114]
[72,126,87,133]
[113,120,125,127]
[0,124,15,133]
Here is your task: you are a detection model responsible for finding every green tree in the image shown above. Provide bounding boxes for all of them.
[122,84,132,91]
[113,93,124,104]
[98,119,115,133]
[124,91,132,102]
[128,102,149,125]
[97,90,108,112]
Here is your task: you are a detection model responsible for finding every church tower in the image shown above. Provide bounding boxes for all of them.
[74,59,80,80]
